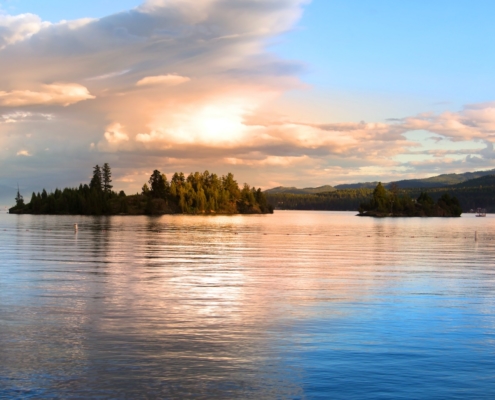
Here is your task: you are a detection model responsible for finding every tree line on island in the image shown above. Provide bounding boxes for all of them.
[266,176,494,215]
[358,182,462,217]
[9,164,273,215]
[266,182,464,217]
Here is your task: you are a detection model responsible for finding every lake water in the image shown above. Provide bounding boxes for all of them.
[1,211,495,399]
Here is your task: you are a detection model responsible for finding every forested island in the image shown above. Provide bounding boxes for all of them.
[358,183,462,217]
[266,173,495,214]
[9,164,273,215]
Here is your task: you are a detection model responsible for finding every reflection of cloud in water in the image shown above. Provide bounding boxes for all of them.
[2,212,495,397]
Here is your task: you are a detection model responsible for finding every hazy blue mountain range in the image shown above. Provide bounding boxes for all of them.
[266,169,495,193]
[449,174,495,188]
[332,182,379,190]
[339,169,495,189]
[383,169,495,189]
[264,185,336,195]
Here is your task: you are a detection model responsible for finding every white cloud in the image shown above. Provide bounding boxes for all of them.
[136,74,190,87]
[0,83,95,107]
[16,150,31,156]
[88,69,131,81]
[0,13,50,49]
[1,111,54,123]
[104,123,129,144]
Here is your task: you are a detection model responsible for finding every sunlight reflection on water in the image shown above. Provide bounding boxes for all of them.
[1,211,495,399]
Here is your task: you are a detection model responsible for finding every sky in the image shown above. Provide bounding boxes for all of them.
[2,0,495,202]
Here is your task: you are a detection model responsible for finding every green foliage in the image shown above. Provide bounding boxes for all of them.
[359,184,462,217]
[12,164,272,215]
[267,180,480,216]
[371,182,389,212]
[90,165,103,192]
[267,189,373,211]
[264,185,336,195]
[148,170,168,198]
[102,163,112,193]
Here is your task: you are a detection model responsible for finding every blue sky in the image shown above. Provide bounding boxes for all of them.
[1,0,495,201]
[0,0,143,21]
[272,1,495,118]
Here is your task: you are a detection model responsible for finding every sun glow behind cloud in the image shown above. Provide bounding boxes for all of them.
[136,95,263,146]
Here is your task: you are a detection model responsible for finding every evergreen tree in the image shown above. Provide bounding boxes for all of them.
[90,165,103,191]
[102,163,113,193]
[11,167,273,216]
[15,186,24,208]
[372,182,388,212]
[148,170,167,198]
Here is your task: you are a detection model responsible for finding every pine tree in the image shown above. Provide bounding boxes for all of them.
[90,165,103,192]
[15,185,24,208]
[148,170,167,198]
[102,163,113,193]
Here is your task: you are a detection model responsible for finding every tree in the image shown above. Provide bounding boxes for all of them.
[90,165,103,191]
[372,182,388,212]
[102,163,112,193]
[148,170,167,198]
[222,173,240,202]
[15,186,24,208]
[437,193,462,217]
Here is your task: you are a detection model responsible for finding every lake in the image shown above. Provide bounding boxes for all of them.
[1,211,495,399]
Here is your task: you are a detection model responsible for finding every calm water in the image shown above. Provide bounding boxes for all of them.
[1,211,495,399]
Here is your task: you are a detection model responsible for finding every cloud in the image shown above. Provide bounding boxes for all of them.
[0,83,95,106]
[104,123,129,144]
[136,74,190,86]
[2,0,495,193]
[400,102,495,142]
[1,111,54,123]
[16,150,31,156]
[0,13,50,49]
[87,69,131,81]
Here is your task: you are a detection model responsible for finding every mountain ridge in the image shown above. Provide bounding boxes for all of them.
[264,185,336,195]
[265,169,495,193]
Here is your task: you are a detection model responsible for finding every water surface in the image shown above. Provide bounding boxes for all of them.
[1,211,495,399]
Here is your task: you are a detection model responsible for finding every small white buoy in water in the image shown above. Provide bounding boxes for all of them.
[475,231,478,241]
[74,223,78,232]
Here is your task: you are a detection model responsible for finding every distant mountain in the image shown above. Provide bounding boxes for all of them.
[334,169,495,190]
[264,168,495,194]
[449,174,495,188]
[390,170,495,188]
[333,182,379,190]
[264,185,335,195]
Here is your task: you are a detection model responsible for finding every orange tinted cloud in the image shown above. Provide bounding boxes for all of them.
[136,74,191,86]
[0,83,95,107]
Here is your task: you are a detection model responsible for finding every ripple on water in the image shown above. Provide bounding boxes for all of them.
[1,212,495,399]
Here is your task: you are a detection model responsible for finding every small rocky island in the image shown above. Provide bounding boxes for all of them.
[9,164,273,216]
[358,182,462,217]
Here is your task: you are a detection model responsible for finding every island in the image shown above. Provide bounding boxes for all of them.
[358,183,462,217]
[9,164,273,215]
